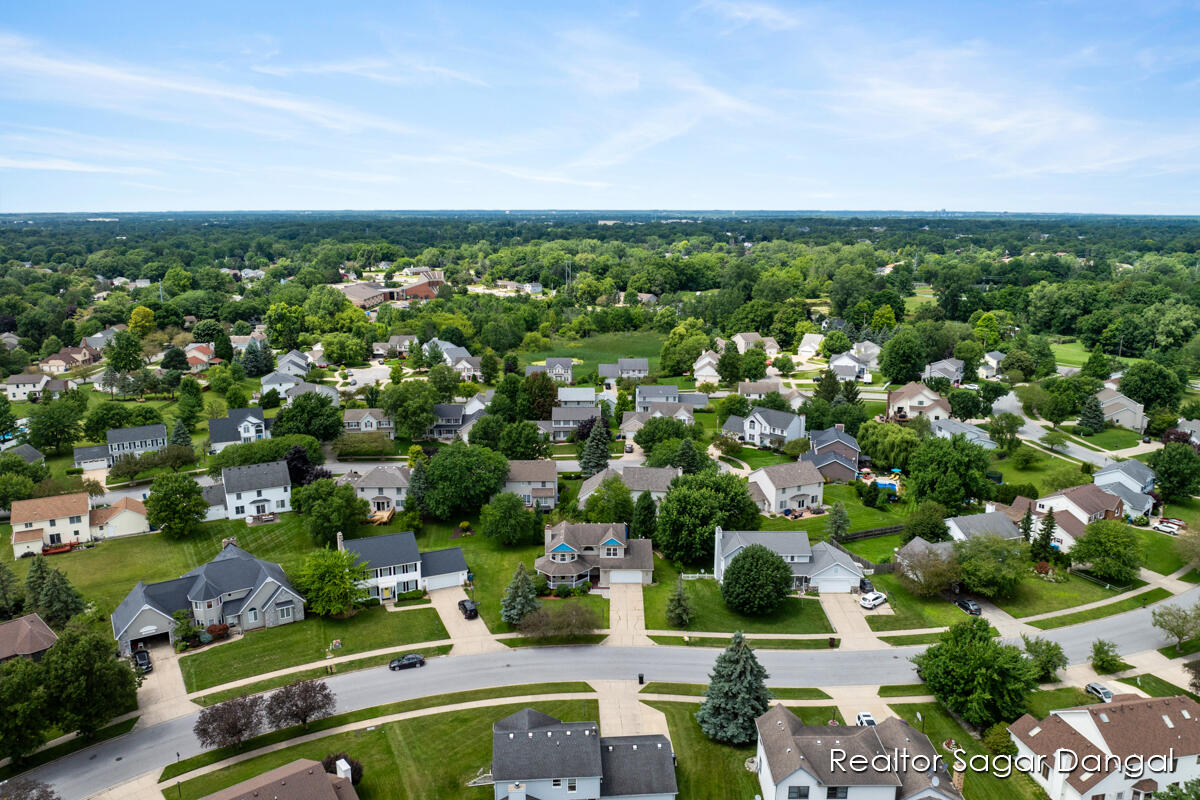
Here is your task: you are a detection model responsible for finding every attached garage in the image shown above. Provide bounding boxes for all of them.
[11,529,42,558]
[420,547,470,591]
[113,605,175,656]
[422,570,466,591]
[604,568,651,584]
[809,571,853,594]
[801,542,864,594]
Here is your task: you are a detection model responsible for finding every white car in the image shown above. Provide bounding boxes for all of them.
[1153,522,1180,535]
[856,712,877,726]
[859,591,888,609]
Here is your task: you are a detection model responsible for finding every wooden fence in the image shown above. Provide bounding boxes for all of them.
[827,524,904,573]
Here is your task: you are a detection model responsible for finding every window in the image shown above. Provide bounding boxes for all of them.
[206,601,213,609]
[48,519,56,527]
[826,789,847,800]
[236,492,242,500]
[1041,763,1050,779]
[567,779,576,792]
[552,780,562,788]
[69,515,82,524]
[279,606,294,621]
[256,489,263,498]
[248,608,258,623]
[235,506,245,515]
[48,533,61,545]
[788,788,810,799]
[605,547,620,557]
[276,499,285,509]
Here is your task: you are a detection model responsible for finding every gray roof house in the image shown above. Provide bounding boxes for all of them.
[945,510,1021,541]
[636,384,678,411]
[747,461,824,515]
[714,527,862,593]
[208,408,272,453]
[923,357,965,383]
[428,403,484,440]
[260,371,300,395]
[1092,459,1156,517]
[8,444,44,465]
[598,358,649,381]
[339,465,411,512]
[931,417,996,449]
[723,407,806,447]
[549,405,600,442]
[285,382,340,407]
[577,466,680,507]
[212,460,293,521]
[105,423,169,467]
[829,352,872,382]
[534,522,654,588]
[505,460,559,509]
[491,707,677,800]
[337,531,468,596]
[110,543,305,655]
[558,386,596,407]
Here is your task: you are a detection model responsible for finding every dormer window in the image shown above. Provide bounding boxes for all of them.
[605,547,620,557]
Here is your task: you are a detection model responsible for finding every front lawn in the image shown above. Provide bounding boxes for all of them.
[644,558,833,634]
[734,448,796,469]
[1117,673,1199,700]
[1025,687,1097,718]
[644,701,764,799]
[648,635,838,649]
[1026,588,1172,629]
[1136,528,1187,575]
[989,448,1079,495]
[1064,425,1143,451]
[863,573,965,632]
[993,572,1125,618]
[178,606,448,692]
[638,682,830,699]
[757,483,913,538]
[843,533,904,563]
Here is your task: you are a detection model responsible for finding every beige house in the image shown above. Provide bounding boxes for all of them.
[1096,388,1148,433]
[11,494,151,557]
[504,459,559,508]
[343,408,394,439]
[88,498,151,540]
[886,382,951,421]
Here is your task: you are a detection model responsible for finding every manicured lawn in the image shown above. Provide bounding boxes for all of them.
[843,533,904,563]
[734,447,796,469]
[889,702,1045,800]
[1182,568,1200,584]
[1159,636,1200,658]
[989,448,1079,495]
[644,701,765,798]
[1118,673,1199,700]
[503,633,609,647]
[174,699,598,800]
[1025,687,1096,718]
[757,484,913,538]
[1026,588,1172,629]
[178,606,448,692]
[519,331,667,379]
[863,574,965,632]
[878,632,945,645]
[994,573,1124,618]
[1064,425,1142,451]
[648,635,838,649]
[863,400,886,418]
[1136,528,1188,575]
[638,681,830,699]
[644,559,833,634]
[877,683,928,697]
[1163,497,1200,531]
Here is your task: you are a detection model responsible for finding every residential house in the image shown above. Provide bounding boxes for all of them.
[991,496,1085,553]
[8,443,43,465]
[339,465,410,513]
[464,390,494,416]
[343,408,394,439]
[72,444,110,471]
[619,404,694,437]
[1009,694,1200,800]
[930,418,997,449]
[110,542,305,655]
[338,530,468,598]
[260,370,300,396]
[4,373,75,402]
[597,358,649,380]
[454,356,483,381]
[106,423,169,466]
[1036,483,1124,536]
[285,382,340,407]
[796,333,824,360]
[10,492,94,556]
[922,358,965,383]
[0,614,57,662]
[801,424,860,482]
[692,350,720,384]
[714,527,862,593]
[207,460,292,521]
[732,332,764,354]
[535,357,574,383]
[558,387,596,407]
[372,334,416,358]
[39,344,101,375]
[549,406,600,442]
[0,332,19,350]
[196,758,359,800]
[80,325,124,351]
[1096,388,1149,433]
[635,291,657,304]
[829,351,872,383]
[399,272,445,300]
[504,460,559,509]
[208,408,272,453]
[423,338,470,365]
[979,350,1005,379]
[577,466,680,508]
[428,403,483,440]
[276,350,313,377]
[755,705,962,800]
[722,407,806,447]
[490,708,677,800]
[534,522,654,587]
[1176,418,1200,446]
[229,332,267,353]
[1093,459,1156,518]
[851,340,881,370]
[945,510,1021,542]
[184,342,220,373]
[738,380,781,400]
[747,461,824,515]
[636,384,681,411]
[886,382,950,421]
[895,536,956,587]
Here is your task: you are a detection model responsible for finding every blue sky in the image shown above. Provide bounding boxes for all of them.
[2,1,1198,213]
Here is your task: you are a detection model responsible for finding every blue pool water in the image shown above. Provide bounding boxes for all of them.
[874,481,899,491]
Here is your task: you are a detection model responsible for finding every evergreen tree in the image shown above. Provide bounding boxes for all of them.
[24,557,49,611]
[695,632,772,745]
[839,380,860,405]
[170,419,192,448]
[0,561,20,619]
[1019,506,1035,543]
[1078,395,1106,435]
[824,501,850,542]
[1081,348,1113,380]
[815,369,840,403]
[500,563,540,626]
[579,419,611,477]
[674,438,704,474]
[666,576,693,628]
[631,490,657,539]
[36,569,85,628]
[1031,511,1056,562]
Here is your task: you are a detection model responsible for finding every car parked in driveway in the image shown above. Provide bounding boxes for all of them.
[132,649,152,673]
[389,653,426,670]
[1153,522,1180,535]
[955,598,982,615]
[1086,682,1114,703]
[1162,517,1187,528]
[458,599,479,619]
[855,712,877,726]
[859,591,888,609]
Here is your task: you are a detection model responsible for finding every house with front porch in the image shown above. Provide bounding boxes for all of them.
[343,408,394,439]
[886,382,950,421]
[504,460,559,508]
[713,527,863,593]
[339,465,410,512]
[747,461,824,514]
[722,407,806,447]
[337,531,468,600]
[534,522,653,588]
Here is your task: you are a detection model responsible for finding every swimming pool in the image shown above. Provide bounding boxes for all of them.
[874,481,899,491]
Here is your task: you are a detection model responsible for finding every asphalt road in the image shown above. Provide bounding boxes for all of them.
[28,582,1199,798]
[992,391,1115,467]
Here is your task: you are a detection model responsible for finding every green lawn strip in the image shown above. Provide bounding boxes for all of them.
[877,684,929,697]
[1026,588,1172,630]
[889,702,1044,800]
[1158,636,1200,658]
[171,699,598,800]
[391,597,432,607]
[1025,687,1097,718]
[843,533,904,563]
[643,701,766,798]
[1181,568,1200,584]
[864,574,966,631]
[638,682,830,699]
[1117,674,1200,701]
[1135,529,1187,575]
[0,716,139,781]
[993,572,1124,618]
[755,484,913,537]
[192,646,453,706]
[732,447,795,469]
[648,635,839,649]
[502,634,609,648]
[878,632,945,646]
[644,559,833,634]
[1058,430,1104,452]
[179,607,448,692]
[161,687,596,784]
[1063,425,1143,451]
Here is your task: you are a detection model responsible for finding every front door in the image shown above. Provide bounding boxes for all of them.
[381,584,393,600]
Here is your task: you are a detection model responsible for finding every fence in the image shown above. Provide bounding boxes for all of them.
[681,573,717,581]
[827,525,904,574]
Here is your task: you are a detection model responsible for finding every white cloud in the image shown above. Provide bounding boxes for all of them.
[696,0,804,30]
[252,56,488,87]
[0,156,154,174]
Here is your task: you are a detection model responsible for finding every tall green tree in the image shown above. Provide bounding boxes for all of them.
[0,657,48,763]
[480,492,540,546]
[954,534,1027,599]
[879,326,926,384]
[655,473,758,564]
[1078,395,1106,435]
[1019,506,1035,543]
[0,395,18,442]
[720,544,792,615]
[381,379,440,440]
[103,329,144,374]
[1071,520,1142,584]
[579,420,611,477]
[500,563,540,627]
[43,626,139,738]
[24,556,50,610]
[716,349,742,384]
[27,399,83,455]
[0,561,21,619]
[291,479,369,546]
[145,473,209,539]
[901,501,949,543]
[1149,443,1200,502]
[584,474,634,524]
[824,501,850,542]
[272,392,343,441]
[498,420,550,461]
[422,442,509,519]
[36,569,85,628]
[666,576,694,628]
[294,548,369,616]
[907,435,991,509]
[695,633,772,745]
[631,490,657,539]
[1031,510,1057,562]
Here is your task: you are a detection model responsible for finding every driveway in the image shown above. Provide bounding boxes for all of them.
[132,642,196,727]
[820,593,879,650]
[605,583,653,647]
[428,587,504,655]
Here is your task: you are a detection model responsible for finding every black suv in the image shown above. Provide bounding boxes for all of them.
[132,649,153,673]
[458,599,479,619]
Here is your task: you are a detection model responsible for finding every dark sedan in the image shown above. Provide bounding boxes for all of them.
[389,653,426,670]
[955,598,982,616]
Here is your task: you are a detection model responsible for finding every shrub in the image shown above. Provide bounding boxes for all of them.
[984,722,1017,755]
[359,597,382,608]
[1034,561,1051,575]
[1090,639,1124,674]
[533,574,550,596]
[322,752,364,785]
[206,624,230,640]
[1132,515,1149,526]
[65,467,83,476]
[459,521,471,531]
[198,632,213,644]
[1080,462,1093,475]
[553,584,573,598]
[396,589,425,601]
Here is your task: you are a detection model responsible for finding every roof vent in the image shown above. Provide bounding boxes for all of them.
[786,748,792,754]
[931,776,939,787]
[566,731,571,736]
[509,733,514,740]
[1099,714,1109,723]
[632,745,637,750]
[658,743,663,749]
[547,732,553,737]
[608,746,613,751]
[1185,710,1193,720]
[1029,726,1042,736]
[528,732,533,738]
[1164,715,1175,729]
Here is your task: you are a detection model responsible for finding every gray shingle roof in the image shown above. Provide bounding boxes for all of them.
[221,460,291,494]
[342,531,419,569]
[948,510,1021,540]
[492,708,602,782]
[636,384,677,400]
[720,529,812,560]
[598,363,619,378]
[106,424,167,445]
[722,414,745,434]
[9,443,43,463]
[800,450,858,474]
[749,406,802,430]
[432,403,464,421]
[507,460,558,483]
[203,482,226,508]
[599,735,678,797]
[73,444,109,462]
[751,460,823,488]
[551,406,599,422]
[617,358,648,370]
[809,426,859,452]
[1095,459,1155,486]
[208,408,272,445]
[420,547,468,577]
[545,357,573,370]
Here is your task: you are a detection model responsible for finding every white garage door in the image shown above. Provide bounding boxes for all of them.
[78,458,107,471]
[814,577,852,594]
[608,569,644,584]
[423,571,465,591]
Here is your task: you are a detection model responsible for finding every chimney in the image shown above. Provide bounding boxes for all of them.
[951,761,965,792]
[507,783,527,800]
[334,758,353,781]
[544,524,553,549]
[336,531,344,552]
[835,423,844,432]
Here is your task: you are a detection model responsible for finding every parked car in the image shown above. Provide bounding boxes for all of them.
[132,649,152,673]
[855,712,877,726]
[955,598,982,616]
[458,599,479,620]
[1086,682,1114,703]
[1162,517,1188,528]
[389,653,426,670]
[1153,522,1180,535]
[1143,436,1153,444]
[349,379,357,386]
[859,591,888,609]
[624,443,634,453]
[960,383,979,391]
[859,577,874,593]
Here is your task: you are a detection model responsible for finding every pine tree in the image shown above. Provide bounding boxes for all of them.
[695,632,772,745]
[675,438,703,474]
[1081,348,1113,381]
[37,569,85,628]
[170,419,192,448]
[1019,506,1035,543]
[666,576,693,628]
[500,563,540,626]
[824,502,850,541]
[24,556,49,611]
[1031,511,1056,562]
[1079,396,1106,435]
[839,380,860,405]
[579,420,610,477]
[631,490,657,539]
[0,562,20,619]
[815,369,840,403]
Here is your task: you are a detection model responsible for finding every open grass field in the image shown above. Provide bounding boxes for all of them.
[173,699,598,800]
[1050,341,1133,369]
[1135,528,1187,575]
[1027,588,1172,629]
[520,331,667,379]
[645,701,761,799]
[1025,687,1096,718]
[995,572,1125,618]
[644,558,833,634]
[843,532,904,563]
[178,605,448,692]
[863,573,965,632]
[989,447,1080,495]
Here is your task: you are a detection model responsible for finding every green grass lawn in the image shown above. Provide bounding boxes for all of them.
[648,635,838,649]
[1163,497,1200,530]
[877,683,928,697]
[889,702,1045,800]
[1025,687,1096,718]
[843,533,904,563]
[519,331,667,379]
[864,574,965,632]
[1182,568,1200,583]
[174,699,598,800]
[878,632,947,645]
[178,606,448,692]
[644,559,833,634]
[1064,425,1143,451]
[989,448,1080,495]
[994,573,1125,618]
[645,701,761,799]
[1159,636,1200,658]
[733,447,796,469]
[638,682,830,699]
[1027,588,1172,629]
[757,484,913,538]
[863,400,886,418]
[1118,673,1199,700]
[1136,528,1188,575]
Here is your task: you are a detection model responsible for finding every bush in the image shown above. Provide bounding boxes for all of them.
[984,722,1017,755]
[459,521,471,531]
[396,589,425,601]
[322,752,364,785]
[553,584,573,598]
[1090,639,1124,674]
[359,597,382,608]
[198,632,213,644]
[1080,461,1093,475]
[533,574,550,596]
[1133,515,1149,526]
[206,624,230,640]
[65,467,83,476]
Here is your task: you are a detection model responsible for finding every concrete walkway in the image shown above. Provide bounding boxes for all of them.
[591,680,670,737]
[428,586,505,655]
[605,584,655,647]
